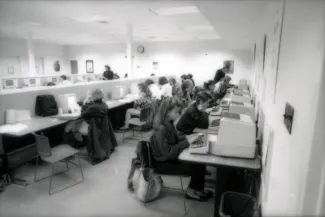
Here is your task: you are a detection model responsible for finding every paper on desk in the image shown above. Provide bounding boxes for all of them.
[0,123,28,133]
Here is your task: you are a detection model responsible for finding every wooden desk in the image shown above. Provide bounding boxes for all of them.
[179,138,261,217]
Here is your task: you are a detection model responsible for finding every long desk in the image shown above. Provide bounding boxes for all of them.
[179,133,261,217]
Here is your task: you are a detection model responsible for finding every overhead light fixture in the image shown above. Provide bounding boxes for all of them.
[70,15,110,23]
[180,25,215,31]
[149,6,200,16]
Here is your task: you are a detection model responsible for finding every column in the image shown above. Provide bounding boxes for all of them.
[27,31,36,76]
[126,23,133,77]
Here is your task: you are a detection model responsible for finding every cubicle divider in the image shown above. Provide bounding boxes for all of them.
[0,76,173,125]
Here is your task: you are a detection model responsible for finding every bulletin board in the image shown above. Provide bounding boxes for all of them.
[263,2,285,104]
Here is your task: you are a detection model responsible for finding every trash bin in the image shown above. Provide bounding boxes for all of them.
[220,191,258,217]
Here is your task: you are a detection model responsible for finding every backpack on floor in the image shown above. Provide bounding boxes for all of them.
[35,95,59,117]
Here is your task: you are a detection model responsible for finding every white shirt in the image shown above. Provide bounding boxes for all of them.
[149,84,161,99]
[160,83,173,98]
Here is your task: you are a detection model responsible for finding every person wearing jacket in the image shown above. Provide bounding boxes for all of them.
[150,97,213,201]
[176,91,213,135]
[215,75,232,101]
[169,77,182,100]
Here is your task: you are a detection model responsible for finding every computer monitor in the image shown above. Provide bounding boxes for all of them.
[229,102,255,122]
[52,77,57,83]
[210,114,256,159]
[111,86,125,99]
[57,93,80,113]
[3,79,18,89]
[228,93,251,104]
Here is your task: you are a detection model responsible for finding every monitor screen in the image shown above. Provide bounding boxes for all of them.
[30,79,36,84]
[5,80,13,86]
[52,78,57,82]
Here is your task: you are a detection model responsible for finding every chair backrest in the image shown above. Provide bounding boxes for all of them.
[140,106,151,122]
[32,133,52,157]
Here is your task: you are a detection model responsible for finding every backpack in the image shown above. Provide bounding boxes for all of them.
[35,95,59,116]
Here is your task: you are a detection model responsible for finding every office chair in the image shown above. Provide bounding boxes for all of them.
[123,106,152,141]
[138,140,188,215]
[33,133,84,195]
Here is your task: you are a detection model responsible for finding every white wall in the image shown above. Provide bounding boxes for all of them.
[254,1,325,216]
[0,37,69,77]
[66,41,252,86]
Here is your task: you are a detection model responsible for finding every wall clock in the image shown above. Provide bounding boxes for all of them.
[137,46,145,53]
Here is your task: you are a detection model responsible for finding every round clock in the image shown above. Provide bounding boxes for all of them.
[137,46,145,53]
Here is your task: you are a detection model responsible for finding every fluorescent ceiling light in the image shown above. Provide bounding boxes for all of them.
[70,15,110,23]
[150,6,200,16]
[180,25,215,31]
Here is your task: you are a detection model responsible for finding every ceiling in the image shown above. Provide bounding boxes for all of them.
[0,0,268,48]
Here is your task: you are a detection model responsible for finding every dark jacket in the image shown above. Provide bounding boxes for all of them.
[214,69,225,83]
[81,101,109,122]
[103,70,114,80]
[150,120,189,162]
[176,102,209,135]
[172,83,182,99]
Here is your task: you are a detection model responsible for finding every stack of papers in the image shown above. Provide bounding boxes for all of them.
[0,123,28,134]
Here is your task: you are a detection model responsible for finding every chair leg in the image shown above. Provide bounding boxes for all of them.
[77,156,84,181]
[34,156,39,182]
[49,164,55,195]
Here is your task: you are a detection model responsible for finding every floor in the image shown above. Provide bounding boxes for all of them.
[0,131,215,217]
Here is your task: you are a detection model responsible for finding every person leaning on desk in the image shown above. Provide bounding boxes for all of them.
[64,88,109,143]
[150,97,213,201]
[176,91,212,136]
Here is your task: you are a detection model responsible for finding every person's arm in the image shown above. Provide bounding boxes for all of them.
[189,108,209,129]
[154,127,189,161]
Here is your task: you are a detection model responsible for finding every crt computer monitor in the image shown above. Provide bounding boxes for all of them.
[57,93,80,113]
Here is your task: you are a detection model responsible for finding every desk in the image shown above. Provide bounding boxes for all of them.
[179,143,261,217]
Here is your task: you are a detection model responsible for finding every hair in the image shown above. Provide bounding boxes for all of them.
[158,76,168,85]
[153,97,183,130]
[169,77,176,85]
[224,75,232,83]
[60,75,67,80]
[195,91,213,105]
[105,65,111,70]
[138,83,152,97]
[181,74,188,80]
[188,74,193,79]
[204,80,215,89]
[193,86,205,99]
[144,79,154,86]
[91,88,104,102]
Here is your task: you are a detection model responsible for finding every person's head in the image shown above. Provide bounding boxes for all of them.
[223,75,232,84]
[153,97,183,130]
[188,74,193,79]
[222,65,230,74]
[158,76,168,86]
[105,65,111,71]
[138,83,152,96]
[193,86,205,99]
[195,91,213,111]
[181,74,188,82]
[144,79,154,86]
[169,78,176,86]
[91,88,104,103]
[60,75,67,81]
[205,80,216,91]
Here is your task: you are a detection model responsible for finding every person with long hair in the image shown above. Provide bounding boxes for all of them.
[176,91,213,135]
[169,77,182,100]
[122,83,153,129]
[150,97,213,201]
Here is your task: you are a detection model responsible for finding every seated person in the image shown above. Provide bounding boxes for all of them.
[215,75,232,101]
[188,74,195,87]
[159,76,172,98]
[103,65,114,80]
[59,75,72,85]
[122,83,154,129]
[150,98,213,201]
[65,88,108,142]
[176,91,212,135]
[169,77,182,100]
[145,79,161,99]
[181,74,194,102]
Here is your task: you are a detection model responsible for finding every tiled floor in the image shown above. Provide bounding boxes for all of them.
[0,132,215,217]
